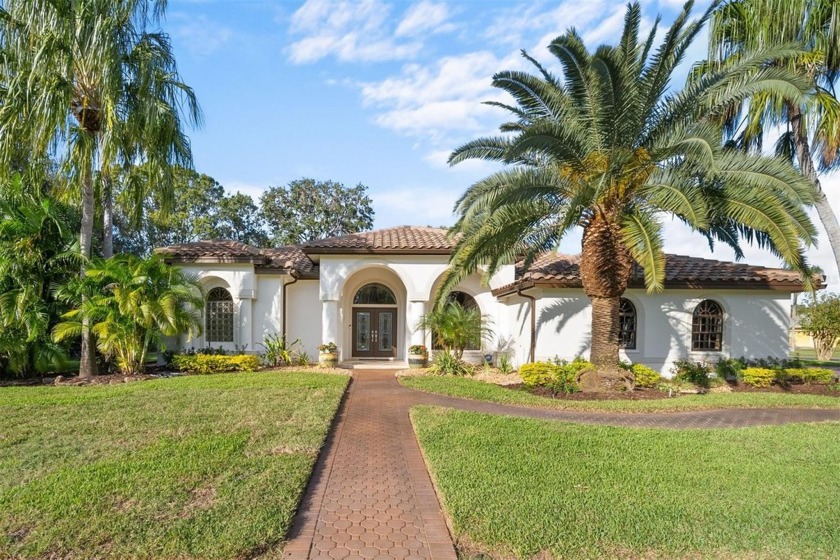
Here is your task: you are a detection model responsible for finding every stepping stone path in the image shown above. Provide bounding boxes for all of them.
[284,369,840,558]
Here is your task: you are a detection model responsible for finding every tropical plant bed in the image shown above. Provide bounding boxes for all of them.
[514,381,840,400]
[412,406,840,559]
[395,368,523,386]
[0,371,348,558]
[399,375,840,412]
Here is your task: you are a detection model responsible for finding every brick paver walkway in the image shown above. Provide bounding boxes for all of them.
[284,370,840,558]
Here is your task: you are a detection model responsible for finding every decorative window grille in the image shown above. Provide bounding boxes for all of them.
[206,287,234,343]
[692,300,723,351]
[618,298,637,350]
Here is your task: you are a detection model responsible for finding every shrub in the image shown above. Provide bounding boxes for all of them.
[715,358,744,381]
[520,362,557,388]
[173,354,260,375]
[429,351,473,376]
[781,368,836,385]
[260,333,301,367]
[497,353,514,374]
[520,360,586,394]
[798,293,840,361]
[741,367,776,388]
[672,360,712,388]
[630,364,663,388]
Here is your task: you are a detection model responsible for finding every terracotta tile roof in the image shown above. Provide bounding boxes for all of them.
[156,240,317,276]
[497,252,818,293]
[260,246,318,276]
[301,226,454,254]
[155,240,264,262]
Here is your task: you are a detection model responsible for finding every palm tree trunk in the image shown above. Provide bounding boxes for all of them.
[102,175,113,258]
[788,102,840,280]
[589,296,621,368]
[580,212,634,390]
[78,172,98,379]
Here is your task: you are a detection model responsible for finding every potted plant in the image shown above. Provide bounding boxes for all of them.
[408,344,428,369]
[318,342,338,368]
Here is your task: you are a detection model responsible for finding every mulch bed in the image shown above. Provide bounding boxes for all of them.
[730,383,840,396]
[515,384,673,401]
[509,381,840,401]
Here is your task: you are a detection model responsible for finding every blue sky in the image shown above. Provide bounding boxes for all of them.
[165,0,840,287]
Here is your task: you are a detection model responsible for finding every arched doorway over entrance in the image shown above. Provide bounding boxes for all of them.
[352,282,398,358]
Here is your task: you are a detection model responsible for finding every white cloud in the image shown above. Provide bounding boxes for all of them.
[374,185,459,226]
[169,13,232,56]
[287,0,423,64]
[223,181,268,202]
[395,1,454,37]
[359,51,519,144]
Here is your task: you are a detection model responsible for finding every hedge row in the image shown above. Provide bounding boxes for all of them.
[173,354,261,375]
[742,367,835,388]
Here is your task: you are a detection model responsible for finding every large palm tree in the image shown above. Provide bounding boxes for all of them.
[0,0,201,376]
[705,0,840,279]
[441,1,818,388]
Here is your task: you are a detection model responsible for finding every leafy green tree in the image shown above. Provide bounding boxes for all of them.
[0,178,79,376]
[0,0,200,377]
[705,0,840,278]
[797,293,840,360]
[441,2,817,386]
[54,254,204,375]
[211,192,268,247]
[417,302,493,360]
[114,168,226,254]
[260,179,374,246]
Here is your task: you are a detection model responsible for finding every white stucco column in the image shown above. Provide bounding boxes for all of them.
[236,297,254,352]
[322,298,340,353]
[407,300,428,347]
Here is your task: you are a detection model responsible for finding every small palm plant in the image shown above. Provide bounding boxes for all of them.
[417,301,493,361]
[260,333,302,367]
[54,254,204,375]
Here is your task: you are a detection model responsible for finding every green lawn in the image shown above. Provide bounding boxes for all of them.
[412,406,840,559]
[399,374,840,412]
[0,371,348,559]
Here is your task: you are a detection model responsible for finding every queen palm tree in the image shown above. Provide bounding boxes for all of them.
[0,0,201,376]
[54,254,204,376]
[704,0,840,279]
[441,1,818,388]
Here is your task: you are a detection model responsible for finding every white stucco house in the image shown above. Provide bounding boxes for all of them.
[158,225,815,375]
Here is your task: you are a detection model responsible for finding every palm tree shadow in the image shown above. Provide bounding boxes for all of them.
[536,298,591,359]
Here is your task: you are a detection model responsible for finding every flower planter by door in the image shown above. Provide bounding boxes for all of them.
[319,351,338,368]
[408,353,428,369]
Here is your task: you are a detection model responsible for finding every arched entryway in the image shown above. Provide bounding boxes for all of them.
[351,283,399,358]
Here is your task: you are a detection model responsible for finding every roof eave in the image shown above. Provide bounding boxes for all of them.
[301,247,452,256]
[493,278,816,297]
[161,255,266,265]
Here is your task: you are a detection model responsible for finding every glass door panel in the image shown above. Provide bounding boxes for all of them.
[355,311,371,352]
[378,311,393,354]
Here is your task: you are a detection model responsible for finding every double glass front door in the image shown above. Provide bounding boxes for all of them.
[353,308,396,358]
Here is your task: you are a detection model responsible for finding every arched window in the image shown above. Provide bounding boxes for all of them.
[446,290,478,310]
[353,283,397,305]
[618,298,637,350]
[433,291,480,351]
[692,300,723,351]
[206,287,234,343]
